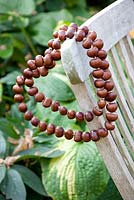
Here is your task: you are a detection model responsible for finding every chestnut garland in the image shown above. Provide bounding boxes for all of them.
[13,23,118,143]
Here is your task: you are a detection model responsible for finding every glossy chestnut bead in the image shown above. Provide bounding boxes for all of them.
[59,106,67,115]
[18,103,27,112]
[43,54,53,68]
[51,49,61,60]
[100,60,109,70]
[35,93,45,102]
[24,110,33,121]
[23,69,33,79]
[52,39,61,49]
[105,92,117,102]
[48,39,54,48]
[98,99,106,109]
[87,47,98,57]
[105,81,114,91]
[35,55,43,67]
[46,61,56,69]
[67,110,76,119]
[92,107,103,116]
[31,117,40,126]
[76,112,84,122]
[24,78,34,87]
[42,98,52,108]
[92,69,104,78]
[51,101,60,112]
[66,27,75,39]
[47,124,55,135]
[102,70,111,80]
[75,30,85,42]
[106,103,117,112]
[84,111,94,122]
[14,94,24,102]
[82,38,92,49]
[32,69,40,78]
[13,85,23,94]
[88,31,97,41]
[59,24,68,31]
[91,130,100,141]
[93,39,104,49]
[58,30,66,41]
[64,129,73,140]
[39,66,48,76]
[38,121,47,131]
[74,131,82,142]
[80,26,89,35]
[94,80,105,88]
[82,132,91,142]
[97,89,108,98]
[98,50,107,59]
[105,121,115,130]
[53,31,58,38]
[16,76,24,85]
[90,58,102,68]
[97,128,108,137]
[18,103,27,114]
[27,60,36,70]
[55,126,64,137]
[106,113,118,121]
[69,23,78,31]
[44,48,52,55]
[27,87,38,96]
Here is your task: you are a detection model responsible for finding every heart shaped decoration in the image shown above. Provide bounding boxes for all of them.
[13,23,118,143]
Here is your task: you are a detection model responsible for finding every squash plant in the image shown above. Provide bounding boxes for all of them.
[0,0,122,200]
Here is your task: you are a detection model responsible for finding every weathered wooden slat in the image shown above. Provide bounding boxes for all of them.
[83,0,134,51]
[61,35,134,200]
[116,38,134,89]
[126,35,134,59]
[107,59,134,136]
[111,127,134,178]
[61,0,134,199]
[110,47,134,112]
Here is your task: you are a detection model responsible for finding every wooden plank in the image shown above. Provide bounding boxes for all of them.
[61,38,134,200]
[107,59,134,136]
[126,35,134,59]
[116,38,134,89]
[111,127,134,178]
[110,47,134,112]
[82,0,134,51]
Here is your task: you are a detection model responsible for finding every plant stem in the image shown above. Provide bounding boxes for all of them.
[3,95,14,103]
[21,28,37,56]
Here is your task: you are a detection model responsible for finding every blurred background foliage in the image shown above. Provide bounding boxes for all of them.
[0,0,123,200]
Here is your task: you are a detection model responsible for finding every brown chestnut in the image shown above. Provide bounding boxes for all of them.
[106,103,117,112]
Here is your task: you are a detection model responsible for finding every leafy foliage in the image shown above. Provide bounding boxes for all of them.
[0,0,119,200]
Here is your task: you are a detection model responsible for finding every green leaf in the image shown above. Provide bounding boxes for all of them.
[0,0,35,15]
[41,140,109,200]
[97,177,123,200]
[6,169,26,200]
[0,118,20,139]
[17,146,64,159]
[0,135,6,158]
[12,165,47,196]
[0,34,13,59]
[30,9,72,46]
[0,71,21,85]
[0,164,6,184]
[46,0,66,11]
[34,72,75,101]
[0,83,3,102]
[0,194,6,200]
